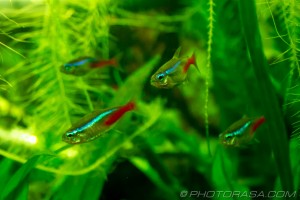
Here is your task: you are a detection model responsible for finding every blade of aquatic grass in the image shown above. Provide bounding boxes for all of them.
[130,157,178,200]
[210,0,263,131]
[0,154,53,200]
[80,173,106,200]
[52,175,89,200]
[110,55,160,106]
[4,179,29,200]
[289,139,300,196]
[16,182,28,200]
[211,147,251,200]
[0,41,25,58]
[46,147,112,199]
[52,167,110,200]
[0,156,39,200]
[238,0,293,194]
[0,76,12,90]
[211,147,233,192]
[0,158,14,191]
[134,137,182,192]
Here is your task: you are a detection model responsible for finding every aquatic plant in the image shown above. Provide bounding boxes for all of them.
[0,0,299,199]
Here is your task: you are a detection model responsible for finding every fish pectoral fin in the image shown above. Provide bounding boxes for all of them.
[112,129,123,134]
[163,77,168,84]
[190,52,200,73]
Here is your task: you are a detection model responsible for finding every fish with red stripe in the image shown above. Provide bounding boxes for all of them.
[60,56,118,76]
[219,116,265,147]
[150,47,198,89]
[62,101,135,144]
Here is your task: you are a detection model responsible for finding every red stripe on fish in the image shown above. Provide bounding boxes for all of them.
[183,53,196,73]
[90,58,118,68]
[104,101,135,126]
[251,116,265,133]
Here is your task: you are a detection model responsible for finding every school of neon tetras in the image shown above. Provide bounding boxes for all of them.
[61,47,265,146]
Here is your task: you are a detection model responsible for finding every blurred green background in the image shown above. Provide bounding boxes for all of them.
[0,0,299,199]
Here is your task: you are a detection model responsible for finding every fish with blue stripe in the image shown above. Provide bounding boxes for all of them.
[219,116,265,147]
[60,56,118,76]
[62,101,135,144]
[150,47,198,89]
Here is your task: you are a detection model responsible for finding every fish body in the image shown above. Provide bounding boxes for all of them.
[219,116,265,147]
[60,56,118,76]
[62,102,135,144]
[150,47,198,89]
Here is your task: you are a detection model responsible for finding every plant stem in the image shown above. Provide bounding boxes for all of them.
[238,0,294,194]
[205,0,215,158]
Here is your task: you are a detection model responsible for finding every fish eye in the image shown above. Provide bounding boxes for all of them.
[225,135,233,141]
[63,65,69,71]
[66,133,72,137]
[156,73,165,81]
[65,66,72,71]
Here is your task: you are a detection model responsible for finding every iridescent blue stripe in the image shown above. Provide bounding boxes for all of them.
[165,60,181,75]
[64,58,93,67]
[67,108,117,136]
[225,121,251,138]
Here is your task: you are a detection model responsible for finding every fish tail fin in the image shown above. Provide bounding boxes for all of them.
[111,52,124,67]
[192,52,200,73]
[122,101,136,111]
[112,53,125,72]
[97,53,125,72]
[90,58,117,68]
[183,52,199,73]
[251,116,265,133]
[109,58,118,67]
[90,52,124,69]
[104,101,136,126]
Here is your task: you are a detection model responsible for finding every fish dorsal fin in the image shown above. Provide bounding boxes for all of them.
[242,114,248,119]
[173,47,182,58]
[226,117,251,133]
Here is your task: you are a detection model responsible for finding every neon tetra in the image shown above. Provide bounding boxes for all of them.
[219,116,265,147]
[62,102,135,144]
[150,47,198,89]
[60,56,118,76]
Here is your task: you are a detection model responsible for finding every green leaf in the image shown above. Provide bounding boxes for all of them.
[51,157,114,200]
[134,137,182,190]
[0,154,51,200]
[52,175,89,200]
[15,181,29,200]
[211,0,262,127]
[211,147,234,191]
[110,55,161,106]
[238,0,294,194]
[80,173,106,200]
[130,156,177,199]
[211,147,251,200]
[0,158,14,192]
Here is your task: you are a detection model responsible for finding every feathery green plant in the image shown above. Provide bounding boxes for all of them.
[1,0,299,199]
[0,76,11,90]
[204,0,214,158]
[257,1,300,192]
